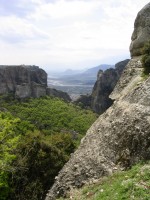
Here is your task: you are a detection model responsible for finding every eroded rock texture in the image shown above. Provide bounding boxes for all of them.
[45,3,150,198]
[45,58,150,200]
[130,3,150,57]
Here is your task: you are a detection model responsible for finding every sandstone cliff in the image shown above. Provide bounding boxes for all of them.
[0,65,71,101]
[45,3,150,199]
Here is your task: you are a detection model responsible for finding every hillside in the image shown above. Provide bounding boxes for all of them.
[0,96,97,200]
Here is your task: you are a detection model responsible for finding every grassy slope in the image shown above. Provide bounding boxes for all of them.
[58,162,150,200]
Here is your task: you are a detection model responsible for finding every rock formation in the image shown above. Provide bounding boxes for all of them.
[0,65,71,101]
[45,3,150,199]
[0,65,47,98]
[75,59,129,114]
[90,59,129,114]
[130,2,150,57]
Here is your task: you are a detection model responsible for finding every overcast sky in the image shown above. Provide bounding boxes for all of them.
[0,0,149,72]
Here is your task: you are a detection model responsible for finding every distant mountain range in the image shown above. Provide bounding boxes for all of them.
[58,64,114,85]
[47,64,114,96]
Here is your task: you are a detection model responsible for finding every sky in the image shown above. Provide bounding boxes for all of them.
[0,0,149,72]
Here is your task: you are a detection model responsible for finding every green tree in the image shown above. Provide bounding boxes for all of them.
[142,41,150,74]
[9,132,76,200]
[0,112,21,199]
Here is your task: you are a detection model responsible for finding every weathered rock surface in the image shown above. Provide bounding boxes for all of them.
[75,59,129,114]
[130,2,150,57]
[0,65,71,101]
[45,3,150,199]
[45,58,150,200]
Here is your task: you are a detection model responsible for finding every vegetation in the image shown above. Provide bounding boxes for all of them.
[0,96,97,200]
[142,41,150,75]
[58,161,150,200]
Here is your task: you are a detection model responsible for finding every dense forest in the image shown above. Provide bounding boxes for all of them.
[0,95,97,200]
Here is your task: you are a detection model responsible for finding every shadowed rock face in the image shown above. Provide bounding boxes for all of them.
[130,3,150,57]
[90,59,129,114]
[74,59,129,114]
[46,88,71,102]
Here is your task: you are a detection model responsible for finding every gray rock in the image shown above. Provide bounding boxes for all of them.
[45,4,150,199]
[45,57,150,200]
[90,59,129,114]
[130,3,150,57]
[75,59,129,114]
[0,65,47,98]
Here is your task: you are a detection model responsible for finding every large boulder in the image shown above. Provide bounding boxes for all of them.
[130,3,150,57]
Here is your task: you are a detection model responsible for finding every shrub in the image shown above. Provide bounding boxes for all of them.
[141,41,150,75]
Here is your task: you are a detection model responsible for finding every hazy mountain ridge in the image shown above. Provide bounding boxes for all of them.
[47,64,114,98]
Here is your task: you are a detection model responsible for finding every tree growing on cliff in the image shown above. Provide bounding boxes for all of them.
[142,41,150,74]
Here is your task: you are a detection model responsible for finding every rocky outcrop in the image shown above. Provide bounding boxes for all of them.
[0,65,71,101]
[46,88,71,102]
[45,4,150,200]
[75,59,129,114]
[0,65,47,98]
[46,59,150,200]
[90,59,129,114]
[130,2,150,57]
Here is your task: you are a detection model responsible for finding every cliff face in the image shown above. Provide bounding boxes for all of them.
[90,59,129,114]
[45,3,150,200]
[0,65,71,101]
[74,59,129,114]
[0,65,47,98]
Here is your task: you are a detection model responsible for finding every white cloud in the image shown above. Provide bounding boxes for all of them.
[0,0,149,70]
[29,0,101,20]
[0,15,49,43]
